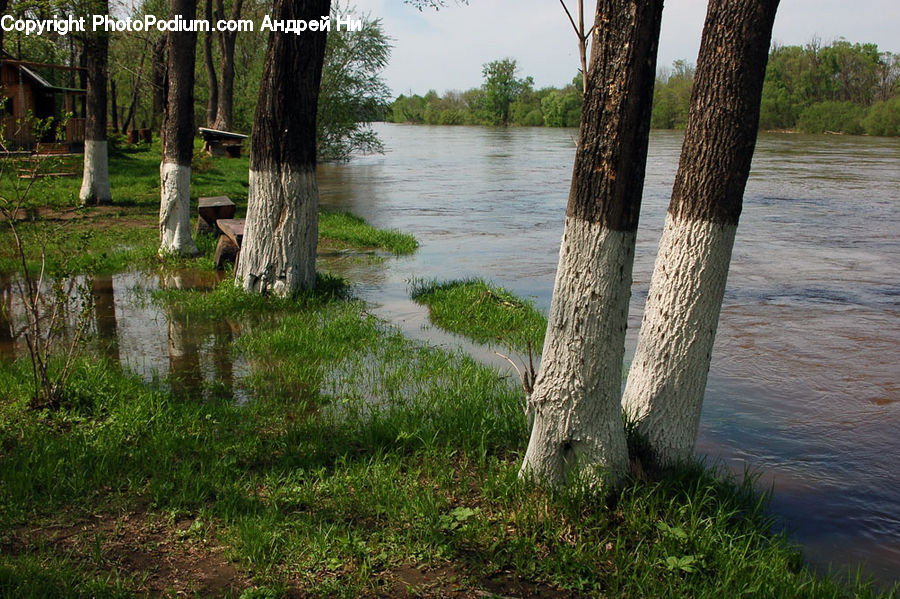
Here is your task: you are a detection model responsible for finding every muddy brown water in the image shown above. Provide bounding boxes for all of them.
[1,124,897,584]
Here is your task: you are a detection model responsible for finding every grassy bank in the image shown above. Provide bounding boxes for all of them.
[410,278,547,353]
[0,280,891,597]
[0,141,416,277]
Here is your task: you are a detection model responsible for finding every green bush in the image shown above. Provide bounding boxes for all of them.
[863,97,900,136]
[797,101,866,134]
[541,90,582,128]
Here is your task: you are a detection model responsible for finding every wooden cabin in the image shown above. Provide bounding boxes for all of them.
[1,51,85,152]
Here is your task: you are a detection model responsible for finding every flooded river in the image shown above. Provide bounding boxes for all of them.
[318,124,900,583]
[1,124,897,583]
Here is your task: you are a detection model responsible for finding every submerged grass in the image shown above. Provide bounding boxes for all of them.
[0,280,892,597]
[410,277,547,353]
[319,209,418,255]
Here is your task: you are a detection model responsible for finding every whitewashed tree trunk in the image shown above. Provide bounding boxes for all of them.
[622,216,737,462]
[235,0,330,295]
[157,0,200,257]
[621,0,780,467]
[237,167,319,295]
[159,162,198,256]
[519,0,664,489]
[80,140,111,205]
[521,222,635,485]
[79,0,112,206]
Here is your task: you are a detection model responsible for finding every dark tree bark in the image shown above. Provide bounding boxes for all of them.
[235,0,330,295]
[109,76,119,133]
[202,0,218,127]
[158,0,200,256]
[79,0,112,206]
[520,0,664,488]
[121,48,146,134]
[622,0,780,466]
[150,35,167,131]
[213,0,243,131]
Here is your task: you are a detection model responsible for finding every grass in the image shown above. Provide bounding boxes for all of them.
[410,278,547,353]
[0,281,892,597]
[319,209,418,255]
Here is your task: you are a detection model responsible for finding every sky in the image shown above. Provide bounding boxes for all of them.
[345,0,900,97]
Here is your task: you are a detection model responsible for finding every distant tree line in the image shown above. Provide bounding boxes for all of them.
[391,39,900,136]
[388,58,584,128]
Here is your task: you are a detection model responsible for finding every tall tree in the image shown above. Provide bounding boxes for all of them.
[79,0,112,206]
[212,0,243,131]
[202,0,218,127]
[150,35,166,130]
[158,0,199,257]
[481,58,530,126]
[520,0,664,488]
[317,2,391,161]
[235,0,330,295]
[622,0,780,466]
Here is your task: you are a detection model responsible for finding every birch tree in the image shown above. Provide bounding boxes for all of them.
[235,0,330,295]
[79,0,112,206]
[158,0,199,257]
[520,0,664,488]
[622,0,780,466]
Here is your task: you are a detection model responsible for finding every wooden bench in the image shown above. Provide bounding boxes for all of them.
[214,218,245,270]
[197,196,236,235]
[198,127,248,158]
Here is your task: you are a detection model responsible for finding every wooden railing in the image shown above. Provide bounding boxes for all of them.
[0,116,85,150]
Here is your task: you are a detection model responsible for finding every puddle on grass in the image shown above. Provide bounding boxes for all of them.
[0,269,253,403]
[0,253,522,411]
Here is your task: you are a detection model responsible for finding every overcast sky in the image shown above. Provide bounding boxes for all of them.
[346,0,900,97]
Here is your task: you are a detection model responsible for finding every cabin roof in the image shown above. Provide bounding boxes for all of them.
[1,50,85,94]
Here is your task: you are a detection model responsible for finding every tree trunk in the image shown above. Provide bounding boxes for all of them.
[520,0,663,488]
[123,47,147,134]
[235,0,330,295]
[213,0,243,131]
[202,0,218,127]
[79,0,112,206]
[621,0,780,467]
[158,0,199,257]
[109,76,119,133]
[151,35,167,131]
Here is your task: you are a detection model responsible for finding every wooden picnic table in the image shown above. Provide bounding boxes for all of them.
[197,196,236,235]
[198,127,248,158]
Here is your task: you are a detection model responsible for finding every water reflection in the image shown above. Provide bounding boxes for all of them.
[92,275,120,364]
[158,271,238,401]
[0,274,15,362]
